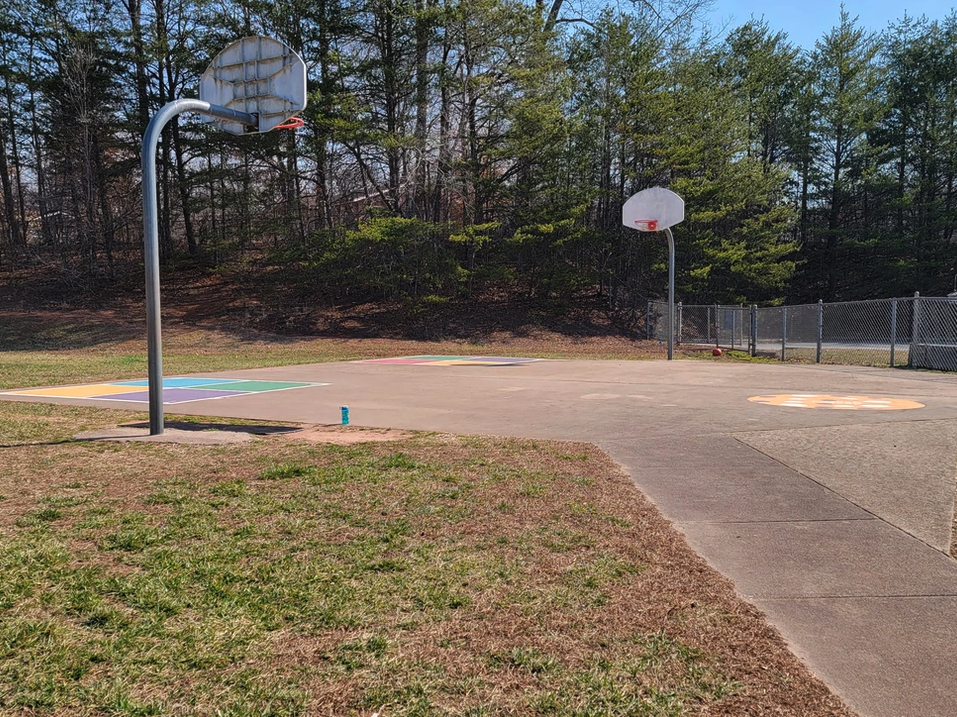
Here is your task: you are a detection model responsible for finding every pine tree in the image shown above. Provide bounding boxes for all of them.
[807,7,883,299]
[662,40,795,304]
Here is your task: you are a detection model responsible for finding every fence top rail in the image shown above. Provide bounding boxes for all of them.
[662,297,957,311]
[914,296,957,303]
[759,298,903,309]
[812,297,904,308]
[652,297,957,312]
[651,302,747,309]
[779,296,952,308]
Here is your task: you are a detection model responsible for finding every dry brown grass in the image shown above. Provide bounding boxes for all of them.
[0,399,856,716]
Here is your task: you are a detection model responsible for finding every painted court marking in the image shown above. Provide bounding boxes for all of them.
[2,378,329,405]
[357,355,539,366]
[749,394,925,411]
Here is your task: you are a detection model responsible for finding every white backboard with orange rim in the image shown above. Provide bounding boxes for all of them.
[622,187,684,232]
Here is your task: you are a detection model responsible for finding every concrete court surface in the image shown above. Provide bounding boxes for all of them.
[5,358,957,717]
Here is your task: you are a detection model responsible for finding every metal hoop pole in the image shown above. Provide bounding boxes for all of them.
[142,100,256,435]
[665,227,675,361]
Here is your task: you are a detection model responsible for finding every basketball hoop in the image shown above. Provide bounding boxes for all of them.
[199,36,307,134]
[621,187,685,362]
[274,116,305,130]
[622,188,683,232]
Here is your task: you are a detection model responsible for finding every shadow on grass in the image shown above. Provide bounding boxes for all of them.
[0,263,646,347]
[0,438,75,449]
[122,421,302,436]
[0,314,141,351]
[0,421,301,449]
[237,295,643,343]
[2,297,646,349]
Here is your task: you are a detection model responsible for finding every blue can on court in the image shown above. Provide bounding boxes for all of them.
[340,405,350,425]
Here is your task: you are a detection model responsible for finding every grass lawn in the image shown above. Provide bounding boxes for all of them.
[0,316,853,716]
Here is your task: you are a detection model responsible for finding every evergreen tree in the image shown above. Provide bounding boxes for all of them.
[663,40,795,304]
[805,8,883,300]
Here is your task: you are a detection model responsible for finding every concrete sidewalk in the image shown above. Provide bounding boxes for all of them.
[5,359,957,716]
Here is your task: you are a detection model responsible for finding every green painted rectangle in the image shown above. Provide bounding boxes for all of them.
[198,381,314,392]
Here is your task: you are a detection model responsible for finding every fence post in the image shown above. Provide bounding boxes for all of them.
[890,299,898,368]
[677,302,683,345]
[731,308,737,350]
[909,292,920,368]
[646,299,652,340]
[707,305,711,344]
[750,305,757,356]
[781,307,787,361]
[816,299,823,363]
[739,304,744,348]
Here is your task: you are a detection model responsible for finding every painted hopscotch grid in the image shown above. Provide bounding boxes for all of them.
[357,355,540,366]
[2,377,329,405]
[748,394,925,411]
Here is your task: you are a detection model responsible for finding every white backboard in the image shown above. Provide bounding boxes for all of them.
[622,187,684,232]
[200,36,307,134]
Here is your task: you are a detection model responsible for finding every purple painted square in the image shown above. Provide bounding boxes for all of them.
[471,357,537,363]
[92,388,247,404]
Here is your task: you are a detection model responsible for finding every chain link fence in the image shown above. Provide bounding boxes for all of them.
[647,294,957,371]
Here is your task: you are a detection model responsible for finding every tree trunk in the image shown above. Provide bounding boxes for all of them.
[93,132,116,277]
[380,0,401,210]
[125,0,150,129]
[171,118,196,256]
[433,38,452,222]
[0,127,18,259]
[315,0,332,228]
[4,76,26,250]
[827,127,843,299]
[413,0,431,219]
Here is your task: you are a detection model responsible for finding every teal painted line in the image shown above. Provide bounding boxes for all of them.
[112,378,243,388]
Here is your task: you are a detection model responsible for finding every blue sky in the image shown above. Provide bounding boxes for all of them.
[705,1,955,49]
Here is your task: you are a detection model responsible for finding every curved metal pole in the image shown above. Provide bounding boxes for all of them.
[142,100,256,434]
[665,227,675,361]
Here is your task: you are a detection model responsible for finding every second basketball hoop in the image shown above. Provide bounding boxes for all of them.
[622,187,684,361]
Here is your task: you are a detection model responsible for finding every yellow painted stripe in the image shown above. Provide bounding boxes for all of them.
[6,384,140,398]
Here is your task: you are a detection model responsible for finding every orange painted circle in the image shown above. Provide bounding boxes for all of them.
[748,394,925,411]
